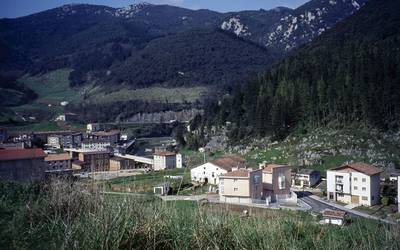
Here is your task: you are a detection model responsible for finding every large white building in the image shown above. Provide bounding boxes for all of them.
[153,151,182,171]
[327,163,382,207]
[190,155,246,185]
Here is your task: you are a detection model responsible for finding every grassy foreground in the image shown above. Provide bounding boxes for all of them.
[0,181,399,250]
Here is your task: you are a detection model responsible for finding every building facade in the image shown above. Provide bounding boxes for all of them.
[89,130,120,144]
[261,164,292,201]
[153,151,177,171]
[78,151,111,172]
[109,157,135,171]
[47,133,82,148]
[327,163,382,206]
[45,153,72,171]
[81,139,111,151]
[292,169,321,188]
[190,155,246,185]
[0,148,47,182]
[219,168,263,204]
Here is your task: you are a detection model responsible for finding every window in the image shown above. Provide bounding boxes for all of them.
[234,179,238,182]
[372,196,374,201]
[234,188,238,191]
[354,186,358,190]
[354,177,358,181]
[338,193,344,197]
[362,178,366,182]
[362,196,368,201]
[278,174,286,190]
[362,187,366,191]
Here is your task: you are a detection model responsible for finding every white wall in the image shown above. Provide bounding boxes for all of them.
[327,169,380,206]
[190,162,227,185]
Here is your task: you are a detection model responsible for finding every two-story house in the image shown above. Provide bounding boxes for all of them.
[327,163,382,206]
[191,155,246,185]
[219,168,263,204]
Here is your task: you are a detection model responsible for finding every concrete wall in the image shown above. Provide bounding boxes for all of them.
[0,158,46,182]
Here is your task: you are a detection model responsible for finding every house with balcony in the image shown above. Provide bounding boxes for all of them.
[219,168,263,204]
[327,163,382,206]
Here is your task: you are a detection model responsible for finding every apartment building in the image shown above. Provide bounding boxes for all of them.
[327,163,382,206]
[219,168,263,204]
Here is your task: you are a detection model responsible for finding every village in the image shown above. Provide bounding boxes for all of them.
[0,124,399,226]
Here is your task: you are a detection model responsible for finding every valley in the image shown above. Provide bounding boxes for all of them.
[1,0,400,249]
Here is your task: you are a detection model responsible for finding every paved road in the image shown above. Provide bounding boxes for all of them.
[297,191,359,216]
[296,191,397,224]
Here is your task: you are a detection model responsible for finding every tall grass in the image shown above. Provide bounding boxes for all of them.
[0,181,399,249]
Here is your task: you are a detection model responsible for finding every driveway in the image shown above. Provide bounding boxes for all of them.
[296,191,396,224]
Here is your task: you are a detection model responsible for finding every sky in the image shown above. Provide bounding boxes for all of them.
[0,0,308,18]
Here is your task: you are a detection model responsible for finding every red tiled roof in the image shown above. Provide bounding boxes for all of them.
[323,210,346,218]
[332,162,382,176]
[263,164,289,173]
[221,169,251,178]
[0,148,47,161]
[210,155,246,171]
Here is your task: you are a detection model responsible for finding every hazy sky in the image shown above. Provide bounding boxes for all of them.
[0,0,308,18]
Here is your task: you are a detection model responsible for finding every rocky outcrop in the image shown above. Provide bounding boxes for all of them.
[124,109,203,124]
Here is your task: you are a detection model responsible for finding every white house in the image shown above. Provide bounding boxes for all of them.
[190,155,246,185]
[327,163,382,206]
[292,169,321,188]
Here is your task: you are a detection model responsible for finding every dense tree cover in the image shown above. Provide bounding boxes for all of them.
[0,74,37,106]
[107,29,275,87]
[202,0,400,141]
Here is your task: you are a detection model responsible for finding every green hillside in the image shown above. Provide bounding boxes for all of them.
[202,0,400,141]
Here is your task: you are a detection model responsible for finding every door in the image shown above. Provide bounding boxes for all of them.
[351,195,359,204]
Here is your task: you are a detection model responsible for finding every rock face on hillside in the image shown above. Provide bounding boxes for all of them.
[220,0,367,53]
[241,128,400,171]
[124,109,203,124]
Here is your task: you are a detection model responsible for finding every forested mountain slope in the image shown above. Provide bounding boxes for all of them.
[204,0,400,140]
[0,1,368,90]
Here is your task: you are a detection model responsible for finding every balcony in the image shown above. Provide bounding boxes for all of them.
[335,184,343,193]
[335,177,344,184]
